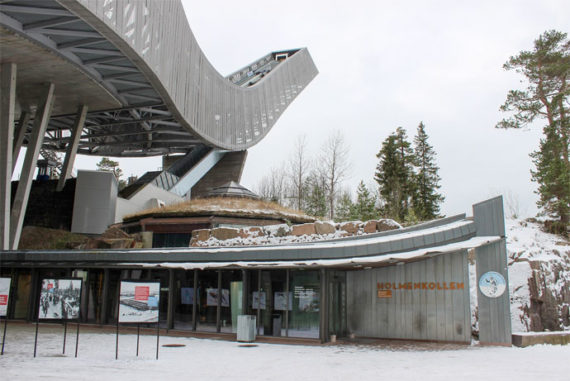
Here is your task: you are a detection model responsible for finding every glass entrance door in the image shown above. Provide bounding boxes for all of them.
[328,271,347,338]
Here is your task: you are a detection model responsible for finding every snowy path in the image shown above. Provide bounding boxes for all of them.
[0,324,568,380]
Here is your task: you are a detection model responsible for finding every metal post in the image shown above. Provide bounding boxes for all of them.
[0,62,16,250]
[10,82,55,249]
[101,269,110,324]
[33,320,39,358]
[216,270,221,333]
[285,269,289,337]
[12,111,30,172]
[1,318,7,355]
[167,269,175,330]
[28,269,39,322]
[75,323,80,358]
[192,270,197,331]
[136,324,140,356]
[63,321,67,354]
[57,105,87,192]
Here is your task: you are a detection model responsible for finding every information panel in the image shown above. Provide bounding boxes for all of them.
[118,281,160,323]
[0,277,11,317]
[38,279,82,320]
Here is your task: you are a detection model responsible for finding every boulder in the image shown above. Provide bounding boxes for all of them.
[291,223,316,236]
[315,221,336,235]
[363,220,377,233]
[339,222,360,235]
[211,227,239,241]
[377,219,401,232]
[192,229,210,242]
[264,224,291,237]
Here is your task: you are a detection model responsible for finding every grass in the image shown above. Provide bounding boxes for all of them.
[123,197,316,223]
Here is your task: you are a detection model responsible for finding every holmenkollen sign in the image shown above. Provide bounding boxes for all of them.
[377,281,465,298]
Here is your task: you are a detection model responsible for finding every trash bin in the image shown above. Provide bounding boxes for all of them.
[237,315,256,342]
[272,314,282,337]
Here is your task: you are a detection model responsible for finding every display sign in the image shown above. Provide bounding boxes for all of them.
[0,277,11,317]
[118,281,160,323]
[377,281,465,291]
[377,290,392,298]
[478,271,506,298]
[274,292,292,311]
[252,291,266,310]
[206,288,229,307]
[181,287,194,305]
[38,279,82,320]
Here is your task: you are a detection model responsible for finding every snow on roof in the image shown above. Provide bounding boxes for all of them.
[128,236,501,270]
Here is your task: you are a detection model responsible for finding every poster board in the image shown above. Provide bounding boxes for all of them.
[0,278,10,317]
[206,288,229,307]
[274,292,293,311]
[38,279,82,320]
[180,287,194,305]
[118,281,160,323]
[252,291,266,310]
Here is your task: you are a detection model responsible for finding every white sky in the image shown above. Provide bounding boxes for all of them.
[31,0,568,218]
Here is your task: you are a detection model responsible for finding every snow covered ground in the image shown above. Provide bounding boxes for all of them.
[1,324,568,380]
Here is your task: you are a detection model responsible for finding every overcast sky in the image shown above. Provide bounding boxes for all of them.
[71,0,569,218]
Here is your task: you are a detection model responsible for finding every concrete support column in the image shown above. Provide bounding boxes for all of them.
[216,270,222,333]
[167,269,175,329]
[12,111,30,172]
[57,105,87,192]
[10,82,55,249]
[100,269,110,325]
[0,62,16,250]
[192,270,198,331]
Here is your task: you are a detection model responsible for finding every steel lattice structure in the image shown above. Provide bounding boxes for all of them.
[0,0,318,156]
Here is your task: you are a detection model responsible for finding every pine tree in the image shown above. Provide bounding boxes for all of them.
[96,157,126,190]
[497,30,569,230]
[304,171,328,218]
[375,127,415,221]
[412,122,444,220]
[351,181,377,221]
[335,191,354,222]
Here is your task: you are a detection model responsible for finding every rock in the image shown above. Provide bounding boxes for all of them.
[363,220,377,233]
[211,227,239,241]
[192,229,210,242]
[264,224,291,237]
[100,226,131,239]
[339,222,360,235]
[377,219,401,232]
[291,223,316,236]
[315,221,335,235]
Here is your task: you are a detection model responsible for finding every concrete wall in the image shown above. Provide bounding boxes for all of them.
[71,170,117,235]
[115,183,183,223]
[347,250,471,343]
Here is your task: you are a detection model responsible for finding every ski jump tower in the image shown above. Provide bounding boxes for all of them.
[0,0,318,248]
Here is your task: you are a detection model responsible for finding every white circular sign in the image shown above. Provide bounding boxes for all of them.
[478,271,506,298]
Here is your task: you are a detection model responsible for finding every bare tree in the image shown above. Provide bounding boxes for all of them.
[256,164,288,204]
[287,134,311,210]
[318,131,350,220]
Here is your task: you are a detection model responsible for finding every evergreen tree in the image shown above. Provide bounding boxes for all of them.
[335,191,354,222]
[412,122,444,220]
[351,181,377,221]
[96,157,126,190]
[304,171,328,218]
[496,30,569,229]
[375,127,415,221]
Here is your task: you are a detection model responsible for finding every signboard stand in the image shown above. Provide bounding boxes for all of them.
[0,277,11,355]
[116,281,161,360]
[33,320,39,358]
[1,317,8,355]
[34,278,83,358]
[63,321,67,354]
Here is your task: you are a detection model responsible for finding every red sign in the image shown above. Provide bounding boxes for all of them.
[0,295,7,305]
[47,283,54,290]
[134,286,149,301]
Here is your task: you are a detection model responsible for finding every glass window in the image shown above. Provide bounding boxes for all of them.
[289,270,320,339]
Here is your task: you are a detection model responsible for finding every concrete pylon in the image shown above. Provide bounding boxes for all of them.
[0,63,16,250]
[10,82,55,249]
[57,105,87,192]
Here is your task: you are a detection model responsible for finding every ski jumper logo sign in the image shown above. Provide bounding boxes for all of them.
[478,271,506,298]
